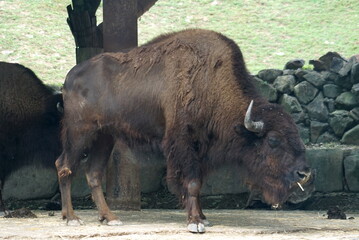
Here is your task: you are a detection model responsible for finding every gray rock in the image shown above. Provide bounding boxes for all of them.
[294,81,318,104]
[330,57,347,74]
[319,52,346,70]
[303,72,325,88]
[344,154,359,191]
[335,92,359,110]
[3,166,58,200]
[310,121,329,143]
[309,60,327,71]
[352,83,359,95]
[279,94,303,113]
[351,63,359,84]
[283,69,296,75]
[297,124,310,144]
[349,107,359,121]
[294,68,310,81]
[309,52,346,72]
[291,111,306,124]
[316,132,339,143]
[339,56,357,77]
[334,76,353,90]
[321,71,340,83]
[252,76,278,102]
[323,84,341,98]
[273,75,296,94]
[341,125,359,145]
[351,55,359,62]
[325,98,336,113]
[306,93,329,122]
[284,59,305,70]
[257,69,283,84]
[329,110,355,137]
[306,148,344,192]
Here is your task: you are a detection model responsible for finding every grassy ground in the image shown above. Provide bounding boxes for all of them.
[0,0,358,86]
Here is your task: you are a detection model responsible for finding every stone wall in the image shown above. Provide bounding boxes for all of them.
[253,52,359,145]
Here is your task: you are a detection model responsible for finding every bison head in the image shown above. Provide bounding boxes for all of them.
[238,100,313,207]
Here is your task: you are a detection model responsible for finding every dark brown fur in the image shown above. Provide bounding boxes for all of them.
[56,29,311,231]
[0,62,62,212]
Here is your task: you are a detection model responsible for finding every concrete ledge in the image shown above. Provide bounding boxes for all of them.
[3,146,359,201]
[306,148,344,192]
[3,165,58,200]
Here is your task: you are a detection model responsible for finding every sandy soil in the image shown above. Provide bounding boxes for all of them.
[1,209,359,239]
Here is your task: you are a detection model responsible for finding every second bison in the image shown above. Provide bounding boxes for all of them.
[0,62,62,213]
[56,29,312,232]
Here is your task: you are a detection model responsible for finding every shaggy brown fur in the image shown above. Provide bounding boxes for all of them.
[0,62,62,212]
[56,29,311,232]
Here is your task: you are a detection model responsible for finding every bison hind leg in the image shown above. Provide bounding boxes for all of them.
[85,133,122,225]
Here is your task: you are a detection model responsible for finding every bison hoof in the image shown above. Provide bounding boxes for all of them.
[67,219,84,226]
[187,223,205,233]
[107,219,123,226]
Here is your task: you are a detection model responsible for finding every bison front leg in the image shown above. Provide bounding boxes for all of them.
[55,153,84,225]
[164,136,208,233]
[85,134,121,225]
[185,179,207,233]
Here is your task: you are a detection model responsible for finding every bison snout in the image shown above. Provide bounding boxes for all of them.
[295,169,312,185]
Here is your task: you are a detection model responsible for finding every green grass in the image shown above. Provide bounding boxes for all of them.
[0,0,358,86]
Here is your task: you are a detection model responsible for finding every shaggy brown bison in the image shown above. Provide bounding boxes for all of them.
[56,29,312,233]
[0,62,62,213]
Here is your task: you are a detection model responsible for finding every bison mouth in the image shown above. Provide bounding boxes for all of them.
[260,170,314,209]
[287,170,316,205]
[292,170,312,193]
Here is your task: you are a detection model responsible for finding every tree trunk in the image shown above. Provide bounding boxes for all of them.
[66,0,103,64]
[103,0,141,210]
[106,141,141,210]
[103,0,138,52]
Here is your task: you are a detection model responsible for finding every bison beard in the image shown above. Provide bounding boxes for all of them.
[0,62,62,213]
[56,29,312,233]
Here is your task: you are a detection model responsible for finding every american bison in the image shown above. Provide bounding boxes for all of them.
[56,29,312,232]
[0,62,62,213]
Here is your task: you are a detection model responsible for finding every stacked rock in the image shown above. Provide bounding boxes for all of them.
[253,52,359,145]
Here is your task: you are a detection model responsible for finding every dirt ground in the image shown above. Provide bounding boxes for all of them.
[1,209,359,240]
[3,192,359,239]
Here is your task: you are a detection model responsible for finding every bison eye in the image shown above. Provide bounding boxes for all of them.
[268,136,280,148]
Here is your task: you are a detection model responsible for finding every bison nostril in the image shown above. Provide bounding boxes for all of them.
[296,170,311,182]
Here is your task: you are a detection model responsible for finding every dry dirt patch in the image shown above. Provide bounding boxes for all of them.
[1,209,359,239]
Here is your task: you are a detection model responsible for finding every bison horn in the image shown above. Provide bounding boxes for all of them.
[244,100,264,133]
